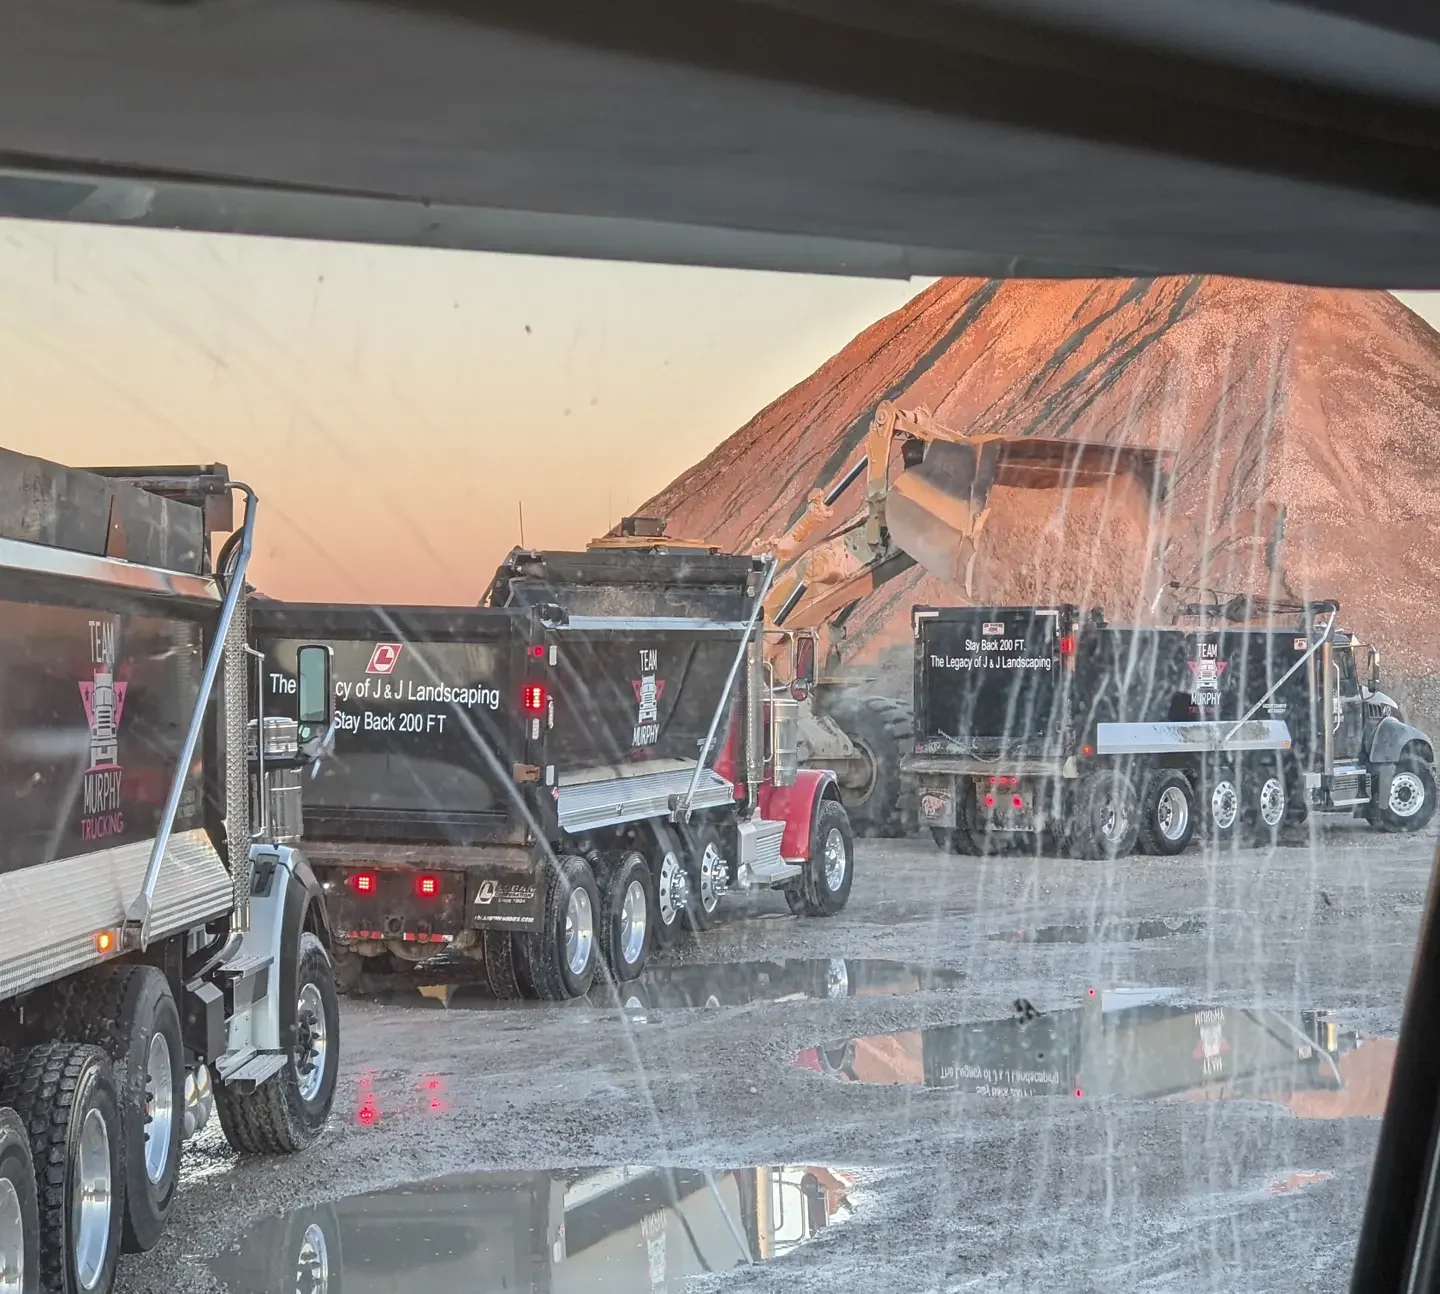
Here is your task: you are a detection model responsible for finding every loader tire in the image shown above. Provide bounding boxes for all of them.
[823,695,914,838]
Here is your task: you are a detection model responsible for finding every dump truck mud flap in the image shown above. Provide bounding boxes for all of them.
[467,871,542,930]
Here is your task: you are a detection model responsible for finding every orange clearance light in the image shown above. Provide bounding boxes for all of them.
[1082,744,1094,757]
[95,930,114,954]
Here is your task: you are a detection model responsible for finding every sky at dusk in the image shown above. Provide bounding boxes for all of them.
[0,217,1436,606]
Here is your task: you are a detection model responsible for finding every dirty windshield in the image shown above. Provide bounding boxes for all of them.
[1,223,1437,1294]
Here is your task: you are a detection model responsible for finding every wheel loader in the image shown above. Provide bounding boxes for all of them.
[590,402,1172,837]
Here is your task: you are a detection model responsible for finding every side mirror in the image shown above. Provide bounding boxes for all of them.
[296,644,333,728]
[1366,646,1381,691]
[793,633,817,692]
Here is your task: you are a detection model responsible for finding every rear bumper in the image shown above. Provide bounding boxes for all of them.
[308,841,541,939]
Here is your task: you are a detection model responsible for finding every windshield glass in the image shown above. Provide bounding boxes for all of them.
[1,216,1437,1294]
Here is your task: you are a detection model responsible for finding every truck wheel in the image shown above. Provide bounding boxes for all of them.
[823,695,913,837]
[930,826,980,855]
[646,827,687,949]
[38,965,184,1253]
[483,931,524,999]
[214,933,340,1155]
[798,800,855,917]
[593,851,653,982]
[680,825,728,933]
[0,1107,39,1294]
[1245,756,1290,847]
[515,856,601,1000]
[1373,752,1439,832]
[1138,771,1195,856]
[1199,765,1240,845]
[1066,769,1140,859]
[1,1044,122,1294]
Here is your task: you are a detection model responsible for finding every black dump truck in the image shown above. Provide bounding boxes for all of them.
[0,451,339,1294]
[905,599,1437,857]
[808,988,1360,1109]
[251,544,856,1001]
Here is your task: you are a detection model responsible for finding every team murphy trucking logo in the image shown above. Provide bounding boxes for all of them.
[631,649,666,748]
[79,618,127,841]
[1187,642,1228,710]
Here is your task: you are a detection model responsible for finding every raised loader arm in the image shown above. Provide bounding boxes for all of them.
[760,402,1174,669]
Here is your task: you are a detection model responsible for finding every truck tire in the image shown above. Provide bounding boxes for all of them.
[213,933,340,1155]
[646,826,687,950]
[930,827,979,855]
[795,800,856,917]
[0,1044,122,1294]
[1198,763,1241,846]
[1138,770,1195,856]
[37,965,184,1253]
[227,1202,342,1294]
[1245,754,1290,847]
[515,855,601,1000]
[1372,752,1439,832]
[680,824,729,933]
[0,1107,40,1294]
[593,851,653,982]
[483,931,524,1000]
[822,695,913,837]
[1065,768,1140,860]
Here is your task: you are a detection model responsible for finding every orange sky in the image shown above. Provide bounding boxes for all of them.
[0,219,922,604]
[2,217,1435,606]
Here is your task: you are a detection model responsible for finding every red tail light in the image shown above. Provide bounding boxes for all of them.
[1059,634,1076,656]
[416,874,440,898]
[983,793,996,808]
[522,683,548,714]
[1012,795,1024,809]
[349,871,377,896]
[531,644,545,658]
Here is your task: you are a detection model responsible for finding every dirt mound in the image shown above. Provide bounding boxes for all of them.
[640,277,1440,692]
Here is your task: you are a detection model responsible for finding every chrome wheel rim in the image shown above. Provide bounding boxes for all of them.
[0,1179,23,1294]
[73,1107,112,1292]
[823,827,848,892]
[827,958,850,999]
[296,1221,330,1294]
[295,983,329,1104]
[565,886,595,976]
[1099,790,1131,843]
[697,843,722,913]
[656,851,684,927]
[619,877,648,967]
[1390,772,1425,818]
[1156,785,1189,841]
[1211,780,1238,830]
[143,1032,175,1185]
[1259,776,1286,828]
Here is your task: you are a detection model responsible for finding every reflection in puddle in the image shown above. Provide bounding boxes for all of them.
[798,989,1395,1118]
[988,917,1206,944]
[395,958,964,1013]
[211,1164,856,1292]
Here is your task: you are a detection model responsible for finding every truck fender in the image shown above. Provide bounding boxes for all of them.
[231,845,331,1054]
[759,769,839,861]
[1368,717,1436,767]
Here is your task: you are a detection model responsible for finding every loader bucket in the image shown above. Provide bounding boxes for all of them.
[885,436,1172,590]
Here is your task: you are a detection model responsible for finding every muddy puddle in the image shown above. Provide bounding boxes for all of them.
[211,1164,856,1292]
[385,957,964,1012]
[988,917,1205,944]
[797,987,1396,1117]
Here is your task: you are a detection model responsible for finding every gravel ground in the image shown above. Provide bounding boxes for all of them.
[117,821,1438,1294]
